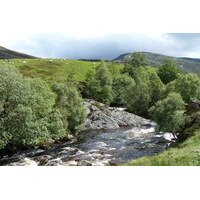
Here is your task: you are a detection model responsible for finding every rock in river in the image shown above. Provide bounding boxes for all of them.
[84,99,150,130]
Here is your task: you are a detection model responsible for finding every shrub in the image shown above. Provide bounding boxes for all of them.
[52,82,86,133]
[0,65,66,150]
[149,92,185,133]
[157,58,181,84]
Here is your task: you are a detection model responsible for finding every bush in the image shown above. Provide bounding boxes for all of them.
[149,92,185,133]
[161,73,200,103]
[157,58,181,84]
[85,61,113,105]
[173,73,200,103]
[148,71,164,106]
[112,74,136,105]
[123,68,151,116]
[0,65,66,150]
[52,82,86,133]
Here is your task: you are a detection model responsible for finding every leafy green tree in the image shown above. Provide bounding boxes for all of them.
[157,58,181,84]
[112,74,136,105]
[148,71,164,106]
[123,67,151,116]
[161,73,200,103]
[85,61,113,105]
[122,52,149,78]
[0,65,66,150]
[106,61,120,77]
[52,82,86,133]
[149,92,185,133]
[173,73,200,103]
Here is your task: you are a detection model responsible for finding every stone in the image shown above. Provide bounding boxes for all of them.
[77,160,92,166]
[65,160,78,166]
[84,99,150,130]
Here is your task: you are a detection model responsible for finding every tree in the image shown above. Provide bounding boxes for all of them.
[122,52,149,78]
[52,82,86,133]
[149,92,185,133]
[148,71,164,106]
[161,73,200,103]
[0,65,66,150]
[157,58,181,84]
[85,61,113,105]
[123,67,151,116]
[173,73,200,103]
[112,74,136,105]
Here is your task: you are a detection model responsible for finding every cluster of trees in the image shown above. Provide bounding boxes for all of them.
[84,52,200,137]
[1,52,200,150]
[0,64,86,150]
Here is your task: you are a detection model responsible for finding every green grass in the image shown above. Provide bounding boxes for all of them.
[126,130,200,166]
[0,59,156,85]
[2,59,96,84]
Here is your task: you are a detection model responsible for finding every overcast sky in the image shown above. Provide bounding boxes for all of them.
[0,33,199,60]
[1,0,200,60]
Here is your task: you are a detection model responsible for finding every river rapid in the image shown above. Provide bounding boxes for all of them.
[0,122,176,166]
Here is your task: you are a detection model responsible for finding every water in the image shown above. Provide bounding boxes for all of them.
[0,123,176,166]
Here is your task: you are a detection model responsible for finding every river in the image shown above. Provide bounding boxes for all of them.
[0,122,176,166]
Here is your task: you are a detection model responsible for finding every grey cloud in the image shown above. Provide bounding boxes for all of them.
[11,33,200,60]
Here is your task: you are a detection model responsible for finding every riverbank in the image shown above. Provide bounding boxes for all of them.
[0,124,177,166]
[127,130,200,166]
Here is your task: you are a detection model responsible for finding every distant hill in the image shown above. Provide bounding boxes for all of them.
[0,46,38,59]
[113,52,200,74]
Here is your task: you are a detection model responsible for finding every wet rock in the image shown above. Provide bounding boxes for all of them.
[65,160,78,166]
[77,160,92,166]
[45,158,62,166]
[84,99,150,130]
[35,155,52,165]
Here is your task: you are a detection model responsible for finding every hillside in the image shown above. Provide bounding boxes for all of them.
[113,52,200,74]
[0,46,38,59]
[0,58,124,84]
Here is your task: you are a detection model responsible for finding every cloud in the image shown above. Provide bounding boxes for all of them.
[10,33,200,60]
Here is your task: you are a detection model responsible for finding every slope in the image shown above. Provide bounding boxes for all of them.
[113,52,200,74]
[0,46,38,59]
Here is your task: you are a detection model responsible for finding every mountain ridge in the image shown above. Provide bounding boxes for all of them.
[113,52,200,74]
[0,46,38,59]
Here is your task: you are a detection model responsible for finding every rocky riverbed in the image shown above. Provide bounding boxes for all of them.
[0,100,177,166]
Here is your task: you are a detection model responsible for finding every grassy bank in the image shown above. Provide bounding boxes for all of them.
[0,59,157,85]
[0,59,124,84]
[126,130,200,166]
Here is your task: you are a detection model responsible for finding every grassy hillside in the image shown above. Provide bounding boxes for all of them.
[126,131,200,166]
[113,52,200,74]
[0,59,125,84]
[0,46,38,59]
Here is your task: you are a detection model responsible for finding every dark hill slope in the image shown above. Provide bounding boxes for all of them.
[113,52,200,74]
[0,46,38,59]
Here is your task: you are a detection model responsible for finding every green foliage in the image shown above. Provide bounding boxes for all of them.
[148,71,164,106]
[161,73,200,103]
[157,58,181,84]
[122,52,149,78]
[85,61,113,105]
[112,74,136,105]
[0,65,66,150]
[106,61,121,77]
[149,92,185,133]
[173,73,200,103]
[123,68,151,116]
[52,82,86,133]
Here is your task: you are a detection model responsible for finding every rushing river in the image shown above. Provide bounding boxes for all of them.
[0,123,176,166]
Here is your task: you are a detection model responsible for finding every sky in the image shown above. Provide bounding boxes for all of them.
[1,0,200,60]
[1,33,200,60]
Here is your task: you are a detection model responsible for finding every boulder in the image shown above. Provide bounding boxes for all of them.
[84,99,150,130]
